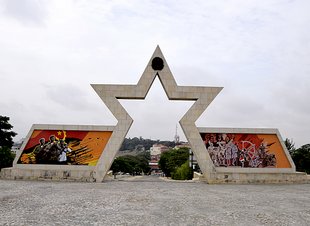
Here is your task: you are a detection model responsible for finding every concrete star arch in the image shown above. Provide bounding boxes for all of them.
[92,46,222,182]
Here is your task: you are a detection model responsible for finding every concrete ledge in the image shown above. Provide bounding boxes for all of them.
[200,171,309,184]
[0,167,96,182]
[2,167,308,184]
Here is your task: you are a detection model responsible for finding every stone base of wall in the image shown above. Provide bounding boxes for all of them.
[2,167,309,184]
[0,167,97,182]
[201,171,310,184]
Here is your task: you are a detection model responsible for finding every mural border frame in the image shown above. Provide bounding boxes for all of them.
[13,124,115,172]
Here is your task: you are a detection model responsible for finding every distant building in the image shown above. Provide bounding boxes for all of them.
[11,138,25,155]
[150,144,169,155]
[149,144,169,174]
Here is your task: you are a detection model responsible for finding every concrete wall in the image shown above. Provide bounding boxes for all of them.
[5,124,115,182]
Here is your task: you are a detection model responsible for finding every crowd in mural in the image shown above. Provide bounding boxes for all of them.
[19,135,72,164]
[202,133,276,168]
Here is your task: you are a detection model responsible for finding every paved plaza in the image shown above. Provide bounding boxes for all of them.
[0,176,309,226]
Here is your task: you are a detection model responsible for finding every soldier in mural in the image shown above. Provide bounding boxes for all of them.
[35,135,61,164]
[19,138,46,164]
[20,135,67,164]
[33,138,45,155]
[35,138,47,164]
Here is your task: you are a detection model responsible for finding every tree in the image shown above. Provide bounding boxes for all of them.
[0,116,17,170]
[0,115,17,149]
[0,146,15,169]
[110,154,151,176]
[158,147,190,177]
[111,157,133,176]
[284,138,295,154]
[290,144,310,174]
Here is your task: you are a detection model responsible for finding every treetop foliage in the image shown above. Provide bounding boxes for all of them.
[284,138,295,154]
[284,138,310,174]
[0,115,17,149]
[0,116,17,170]
[290,143,310,174]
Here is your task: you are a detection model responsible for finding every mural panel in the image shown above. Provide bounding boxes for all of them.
[200,133,291,168]
[18,130,112,166]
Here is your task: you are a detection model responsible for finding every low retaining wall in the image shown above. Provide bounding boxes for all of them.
[2,167,309,184]
[0,167,96,182]
[201,172,309,184]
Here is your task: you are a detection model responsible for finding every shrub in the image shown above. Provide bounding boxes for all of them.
[158,148,189,177]
[172,160,193,180]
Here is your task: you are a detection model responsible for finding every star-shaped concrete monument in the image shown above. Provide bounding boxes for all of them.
[92,46,222,182]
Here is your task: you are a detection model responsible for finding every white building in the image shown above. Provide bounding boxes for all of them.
[149,144,169,174]
[150,144,168,156]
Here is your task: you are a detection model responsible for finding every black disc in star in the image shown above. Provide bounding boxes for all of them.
[151,57,164,70]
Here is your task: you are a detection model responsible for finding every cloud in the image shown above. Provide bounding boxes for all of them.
[2,0,48,25]
[0,0,309,147]
[45,83,93,111]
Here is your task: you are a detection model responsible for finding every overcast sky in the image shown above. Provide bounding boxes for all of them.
[0,0,309,147]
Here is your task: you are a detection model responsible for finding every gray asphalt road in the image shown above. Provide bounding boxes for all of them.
[1,177,309,226]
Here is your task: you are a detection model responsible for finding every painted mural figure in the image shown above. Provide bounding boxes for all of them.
[20,135,66,164]
[33,138,45,155]
[47,135,62,163]
[22,138,46,164]
[58,140,72,164]
[34,138,47,164]
[231,143,238,166]
[239,153,245,167]
[35,135,61,164]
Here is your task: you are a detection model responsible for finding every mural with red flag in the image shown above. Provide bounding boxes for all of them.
[18,130,112,166]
